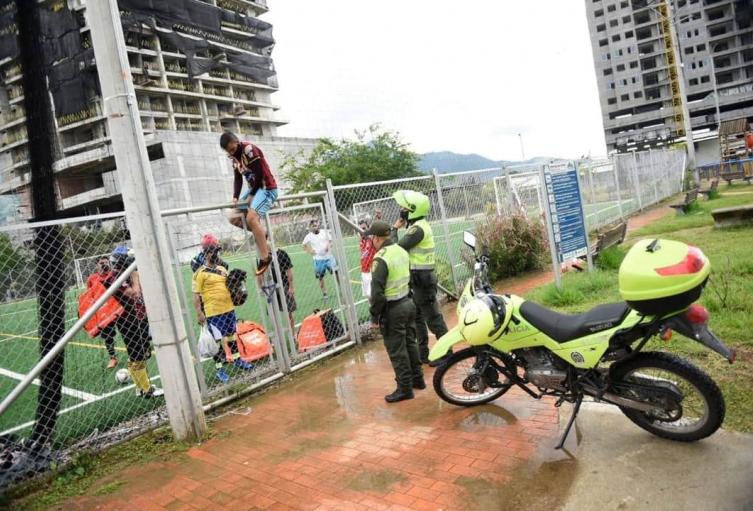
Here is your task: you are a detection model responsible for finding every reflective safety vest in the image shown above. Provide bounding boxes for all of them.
[408,218,435,270]
[377,244,410,301]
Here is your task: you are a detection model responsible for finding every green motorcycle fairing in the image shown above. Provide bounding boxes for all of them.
[429,295,648,369]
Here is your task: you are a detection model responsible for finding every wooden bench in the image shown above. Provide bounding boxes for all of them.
[699,179,719,199]
[574,220,627,270]
[712,205,753,228]
[720,172,752,185]
[669,189,698,214]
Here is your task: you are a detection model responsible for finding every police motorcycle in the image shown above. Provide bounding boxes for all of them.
[429,232,735,448]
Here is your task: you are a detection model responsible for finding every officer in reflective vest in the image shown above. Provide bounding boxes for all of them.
[392,190,449,364]
[367,221,425,403]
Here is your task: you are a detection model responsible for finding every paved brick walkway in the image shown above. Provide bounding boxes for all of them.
[57,205,675,511]
[62,343,562,511]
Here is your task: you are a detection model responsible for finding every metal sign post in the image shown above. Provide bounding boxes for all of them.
[540,162,592,288]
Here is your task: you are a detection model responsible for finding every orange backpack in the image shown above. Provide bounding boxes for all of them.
[78,281,124,338]
[233,320,272,362]
[296,312,328,353]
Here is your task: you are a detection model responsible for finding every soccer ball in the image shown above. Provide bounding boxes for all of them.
[115,368,131,384]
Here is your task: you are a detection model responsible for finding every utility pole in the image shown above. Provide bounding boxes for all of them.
[86,0,206,440]
[17,0,67,447]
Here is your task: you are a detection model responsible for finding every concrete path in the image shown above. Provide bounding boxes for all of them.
[561,403,753,511]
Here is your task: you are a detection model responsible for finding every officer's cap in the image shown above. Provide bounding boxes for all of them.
[364,221,392,237]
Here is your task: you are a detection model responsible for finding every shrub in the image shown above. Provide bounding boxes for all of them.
[475,213,549,281]
[707,188,721,200]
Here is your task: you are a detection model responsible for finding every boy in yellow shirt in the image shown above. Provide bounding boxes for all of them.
[192,244,253,383]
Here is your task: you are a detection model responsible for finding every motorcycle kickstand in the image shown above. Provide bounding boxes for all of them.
[555,394,583,450]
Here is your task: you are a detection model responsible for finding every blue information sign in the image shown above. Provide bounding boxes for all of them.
[543,165,589,263]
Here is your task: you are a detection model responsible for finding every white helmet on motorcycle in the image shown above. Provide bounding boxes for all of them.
[458,295,511,346]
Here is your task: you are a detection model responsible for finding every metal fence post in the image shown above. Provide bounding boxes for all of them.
[261,215,294,372]
[240,215,291,373]
[87,0,206,440]
[632,151,643,211]
[325,180,362,345]
[164,222,208,397]
[432,170,461,294]
[613,155,624,219]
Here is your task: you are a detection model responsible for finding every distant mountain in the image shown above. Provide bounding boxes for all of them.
[418,152,502,173]
[418,151,556,174]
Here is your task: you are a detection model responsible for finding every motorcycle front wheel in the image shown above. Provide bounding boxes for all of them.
[610,351,725,442]
[432,348,513,407]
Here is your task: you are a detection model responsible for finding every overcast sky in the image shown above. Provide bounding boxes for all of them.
[266,1,607,161]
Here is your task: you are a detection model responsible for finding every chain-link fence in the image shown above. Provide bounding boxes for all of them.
[0,147,685,488]
[0,214,167,483]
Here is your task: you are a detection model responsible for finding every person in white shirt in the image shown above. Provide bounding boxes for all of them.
[302,219,340,300]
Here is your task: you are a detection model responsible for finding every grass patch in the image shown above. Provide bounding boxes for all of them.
[528,270,616,308]
[2,428,193,511]
[707,188,721,200]
[632,193,753,237]
[524,202,753,433]
[595,245,626,271]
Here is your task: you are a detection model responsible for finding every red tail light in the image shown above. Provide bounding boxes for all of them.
[686,304,709,324]
[655,246,706,276]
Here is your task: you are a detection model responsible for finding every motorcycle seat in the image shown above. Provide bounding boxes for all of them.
[519,301,630,344]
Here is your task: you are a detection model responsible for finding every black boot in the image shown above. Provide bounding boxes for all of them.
[385,388,414,403]
[413,378,426,390]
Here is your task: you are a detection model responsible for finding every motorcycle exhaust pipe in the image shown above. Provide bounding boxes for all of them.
[582,385,662,413]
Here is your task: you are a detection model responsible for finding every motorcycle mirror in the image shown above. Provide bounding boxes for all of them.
[463,231,476,251]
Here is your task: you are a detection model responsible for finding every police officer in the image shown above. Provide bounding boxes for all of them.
[366,221,425,403]
[392,190,449,364]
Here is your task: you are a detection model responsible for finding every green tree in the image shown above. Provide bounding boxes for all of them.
[281,124,422,194]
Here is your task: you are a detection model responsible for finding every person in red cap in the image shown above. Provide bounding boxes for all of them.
[191,234,227,273]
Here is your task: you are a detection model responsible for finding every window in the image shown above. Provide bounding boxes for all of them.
[696,44,706,51]
[612,34,621,42]
[610,19,619,27]
[617,64,626,71]
[632,77,637,83]
[608,4,616,12]
[604,68,614,76]
[625,30,634,38]
[622,15,631,23]
[686,31,692,38]
[694,29,699,36]
[597,23,607,32]
[685,47,694,55]
[634,91,643,98]
[691,62,697,69]
[622,79,628,85]
[620,1,628,7]
[692,12,701,20]
[609,81,616,89]
[608,98,617,105]
[627,46,632,54]
[599,38,608,47]
[618,49,624,56]
[698,60,704,68]
[595,8,604,16]
[689,78,699,86]
[621,94,630,101]
[701,75,710,83]
[630,60,638,68]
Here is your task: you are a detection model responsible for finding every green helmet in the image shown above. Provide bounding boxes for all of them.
[393,190,430,220]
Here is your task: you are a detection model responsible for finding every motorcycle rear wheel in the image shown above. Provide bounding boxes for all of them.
[610,351,725,442]
[432,348,512,407]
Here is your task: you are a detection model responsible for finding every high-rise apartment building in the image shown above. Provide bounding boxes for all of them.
[0,0,314,225]
[585,0,753,154]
